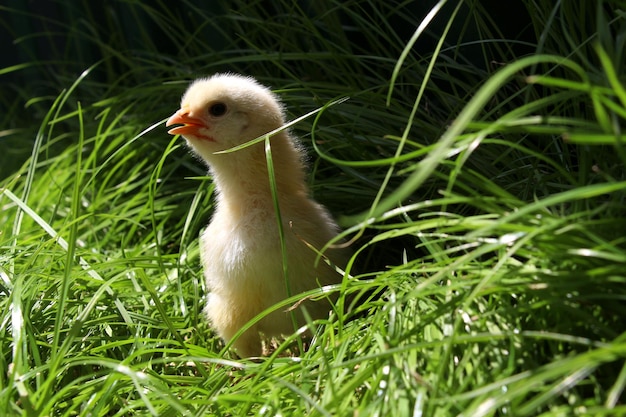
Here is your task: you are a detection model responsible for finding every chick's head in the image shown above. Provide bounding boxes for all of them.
[167,74,285,158]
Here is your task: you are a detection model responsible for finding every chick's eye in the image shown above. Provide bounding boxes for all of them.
[209,102,228,117]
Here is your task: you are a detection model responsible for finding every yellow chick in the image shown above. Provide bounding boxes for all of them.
[166,74,350,357]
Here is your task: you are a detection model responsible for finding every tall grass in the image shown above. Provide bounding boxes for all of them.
[1,0,625,415]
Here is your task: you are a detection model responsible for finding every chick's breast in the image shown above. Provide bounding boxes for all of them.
[201,197,346,341]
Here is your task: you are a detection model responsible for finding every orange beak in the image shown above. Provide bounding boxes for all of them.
[166,109,214,141]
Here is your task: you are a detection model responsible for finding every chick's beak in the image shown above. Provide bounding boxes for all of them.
[166,109,213,141]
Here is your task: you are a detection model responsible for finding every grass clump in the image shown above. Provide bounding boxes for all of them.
[1,0,625,415]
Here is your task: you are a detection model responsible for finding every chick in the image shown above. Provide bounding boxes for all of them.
[166,74,350,357]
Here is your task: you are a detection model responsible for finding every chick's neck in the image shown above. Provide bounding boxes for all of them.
[208,133,309,219]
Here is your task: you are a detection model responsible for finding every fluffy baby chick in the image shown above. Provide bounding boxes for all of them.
[166,74,350,357]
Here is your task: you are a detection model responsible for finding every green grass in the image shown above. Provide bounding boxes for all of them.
[1,0,625,415]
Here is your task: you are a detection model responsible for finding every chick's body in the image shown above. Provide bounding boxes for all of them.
[167,74,349,357]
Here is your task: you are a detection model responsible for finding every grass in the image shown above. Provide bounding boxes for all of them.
[1,0,625,415]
